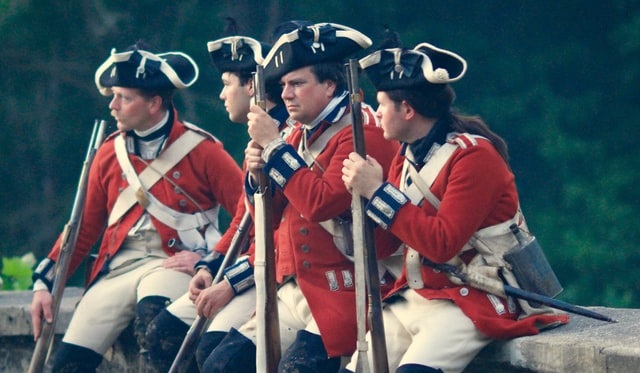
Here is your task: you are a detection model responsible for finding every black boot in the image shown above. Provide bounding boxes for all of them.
[201,328,256,373]
[196,331,228,371]
[145,308,199,372]
[397,363,444,373]
[49,342,102,373]
[278,329,341,373]
[134,295,171,372]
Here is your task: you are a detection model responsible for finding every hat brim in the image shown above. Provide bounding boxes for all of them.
[95,49,199,96]
[360,46,467,91]
[413,42,467,83]
[207,36,268,73]
[262,22,372,83]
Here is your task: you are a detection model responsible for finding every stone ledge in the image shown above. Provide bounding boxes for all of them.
[1,288,638,372]
[0,288,136,372]
[467,307,640,372]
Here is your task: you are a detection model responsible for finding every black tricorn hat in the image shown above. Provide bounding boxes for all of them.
[94,47,199,96]
[207,36,269,73]
[270,20,313,42]
[262,22,372,83]
[359,43,467,91]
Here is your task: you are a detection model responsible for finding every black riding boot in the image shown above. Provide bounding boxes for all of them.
[49,342,103,373]
[201,327,256,373]
[279,329,341,373]
[145,308,199,372]
[134,295,171,372]
[397,363,444,373]
[195,330,228,371]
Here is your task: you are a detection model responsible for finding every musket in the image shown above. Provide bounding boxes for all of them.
[253,64,281,373]
[28,119,107,373]
[168,211,253,373]
[346,59,390,373]
[422,258,617,323]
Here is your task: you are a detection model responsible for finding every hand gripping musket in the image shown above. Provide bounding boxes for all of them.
[168,211,253,373]
[421,258,617,323]
[253,64,281,373]
[28,119,107,373]
[346,59,390,373]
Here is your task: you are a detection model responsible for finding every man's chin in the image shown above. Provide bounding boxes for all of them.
[116,122,129,131]
[288,113,306,123]
[230,117,248,125]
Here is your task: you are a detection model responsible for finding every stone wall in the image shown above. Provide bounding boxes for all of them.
[2,288,638,372]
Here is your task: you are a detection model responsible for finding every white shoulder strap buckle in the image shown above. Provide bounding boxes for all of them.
[109,130,205,226]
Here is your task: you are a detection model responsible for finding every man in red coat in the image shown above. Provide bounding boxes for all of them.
[341,43,569,373]
[202,22,400,373]
[29,42,243,372]
[141,31,292,372]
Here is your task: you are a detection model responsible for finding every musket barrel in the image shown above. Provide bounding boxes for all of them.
[28,119,107,373]
[347,59,389,373]
[168,212,253,373]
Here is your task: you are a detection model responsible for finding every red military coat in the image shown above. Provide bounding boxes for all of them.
[214,107,293,259]
[253,104,400,357]
[382,136,569,339]
[47,110,243,285]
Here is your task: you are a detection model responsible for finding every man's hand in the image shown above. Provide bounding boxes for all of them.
[247,104,279,147]
[30,290,53,341]
[342,152,384,199]
[244,140,265,183]
[195,280,235,318]
[189,269,213,302]
[163,250,202,276]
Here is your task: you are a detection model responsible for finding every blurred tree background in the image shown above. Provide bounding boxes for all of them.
[1,0,638,307]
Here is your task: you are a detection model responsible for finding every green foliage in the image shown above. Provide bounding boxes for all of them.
[1,253,35,291]
[1,0,639,309]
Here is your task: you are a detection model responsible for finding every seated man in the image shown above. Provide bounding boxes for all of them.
[142,32,291,372]
[340,42,569,373]
[202,22,400,373]
[29,42,243,372]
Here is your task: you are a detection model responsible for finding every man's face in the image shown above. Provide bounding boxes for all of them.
[219,72,253,123]
[375,91,406,141]
[109,86,157,132]
[280,66,335,124]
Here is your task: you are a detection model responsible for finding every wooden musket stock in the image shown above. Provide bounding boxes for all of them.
[253,65,281,373]
[346,59,389,373]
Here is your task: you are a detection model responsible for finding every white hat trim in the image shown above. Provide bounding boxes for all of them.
[262,22,372,67]
[207,36,265,64]
[413,42,467,83]
[359,47,467,85]
[94,49,199,95]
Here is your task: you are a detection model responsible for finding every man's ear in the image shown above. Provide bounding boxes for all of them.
[325,79,337,98]
[401,100,415,120]
[149,95,164,113]
[247,77,255,96]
